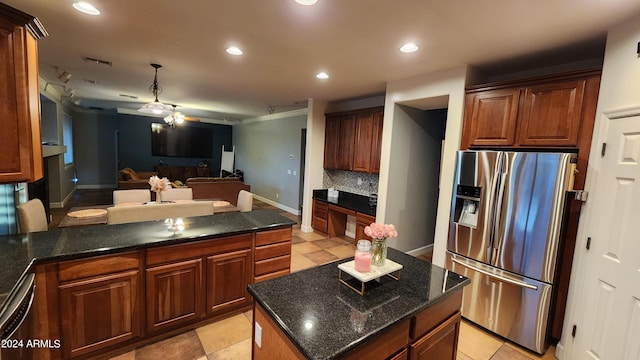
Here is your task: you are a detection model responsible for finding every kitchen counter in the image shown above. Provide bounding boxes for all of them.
[248,248,470,359]
[313,189,376,217]
[0,209,296,314]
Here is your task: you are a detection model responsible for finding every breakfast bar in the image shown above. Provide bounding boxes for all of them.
[248,248,470,359]
[0,209,295,359]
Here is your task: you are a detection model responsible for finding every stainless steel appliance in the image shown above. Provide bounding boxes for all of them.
[445,150,575,354]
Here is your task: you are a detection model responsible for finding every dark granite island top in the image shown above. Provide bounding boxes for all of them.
[0,209,295,313]
[248,248,470,360]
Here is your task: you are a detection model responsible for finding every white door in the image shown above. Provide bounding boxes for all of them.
[572,110,640,359]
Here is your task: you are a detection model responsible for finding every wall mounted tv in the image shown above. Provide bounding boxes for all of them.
[151,123,213,158]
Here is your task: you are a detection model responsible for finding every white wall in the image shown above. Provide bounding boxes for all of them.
[379,65,468,265]
[559,13,640,358]
[301,99,327,232]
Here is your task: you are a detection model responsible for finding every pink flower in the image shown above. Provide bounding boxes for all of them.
[148,175,170,193]
[364,222,398,240]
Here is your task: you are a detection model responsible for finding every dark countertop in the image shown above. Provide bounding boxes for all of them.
[0,209,295,314]
[312,189,376,216]
[248,248,470,360]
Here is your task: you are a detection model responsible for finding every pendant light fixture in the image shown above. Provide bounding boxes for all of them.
[139,63,169,115]
[164,105,185,127]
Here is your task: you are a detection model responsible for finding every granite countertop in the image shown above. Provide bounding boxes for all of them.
[0,209,295,314]
[312,189,376,216]
[248,248,470,360]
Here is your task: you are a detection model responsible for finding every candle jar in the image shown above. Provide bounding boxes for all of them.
[354,240,372,273]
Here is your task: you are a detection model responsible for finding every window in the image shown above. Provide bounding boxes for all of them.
[63,113,74,165]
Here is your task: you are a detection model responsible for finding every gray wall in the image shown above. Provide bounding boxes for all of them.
[233,115,306,211]
[73,111,119,187]
[385,105,446,251]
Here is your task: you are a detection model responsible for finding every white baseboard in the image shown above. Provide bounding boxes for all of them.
[253,194,300,216]
[555,342,564,359]
[300,224,314,233]
[406,244,433,257]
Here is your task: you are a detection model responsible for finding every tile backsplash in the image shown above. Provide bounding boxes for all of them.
[323,169,379,196]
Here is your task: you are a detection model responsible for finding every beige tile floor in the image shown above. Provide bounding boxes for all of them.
[108,200,558,360]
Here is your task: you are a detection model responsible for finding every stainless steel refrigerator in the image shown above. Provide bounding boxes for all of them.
[445,150,575,354]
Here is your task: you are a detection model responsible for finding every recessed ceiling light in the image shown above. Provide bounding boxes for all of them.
[400,42,419,53]
[73,2,101,16]
[226,46,243,56]
[295,0,318,5]
[316,72,329,79]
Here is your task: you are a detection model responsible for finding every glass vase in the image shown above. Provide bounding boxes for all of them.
[156,191,162,203]
[371,238,387,266]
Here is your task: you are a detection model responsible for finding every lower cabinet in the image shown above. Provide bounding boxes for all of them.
[355,212,375,245]
[312,199,328,234]
[409,312,461,360]
[254,227,292,283]
[58,253,141,359]
[207,249,252,315]
[146,258,204,333]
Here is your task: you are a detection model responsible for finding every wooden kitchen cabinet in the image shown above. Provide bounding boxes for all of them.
[355,212,375,245]
[0,4,47,183]
[146,258,203,333]
[312,199,328,234]
[207,249,252,315]
[337,114,357,170]
[145,233,253,332]
[409,313,460,360]
[58,252,141,358]
[254,227,292,283]
[324,107,384,173]
[463,88,520,147]
[323,115,341,169]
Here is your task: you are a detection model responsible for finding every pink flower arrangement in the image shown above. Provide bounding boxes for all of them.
[148,175,170,193]
[364,223,398,240]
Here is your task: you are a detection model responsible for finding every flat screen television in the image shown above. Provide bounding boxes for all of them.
[151,123,213,158]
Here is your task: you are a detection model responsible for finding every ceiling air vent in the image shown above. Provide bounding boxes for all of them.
[82,56,112,67]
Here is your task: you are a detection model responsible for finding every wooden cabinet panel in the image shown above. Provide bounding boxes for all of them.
[58,251,139,282]
[254,269,290,283]
[255,227,291,246]
[409,312,460,360]
[370,111,384,174]
[147,233,252,266]
[0,6,46,183]
[255,255,291,277]
[353,112,374,172]
[59,270,141,358]
[355,212,375,245]
[343,319,410,360]
[312,199,328,233]
[255,241,292,261]
[146,259,203,333]
[323,115,341,169]
[411,290,462,340]
[337,114,357,170]
[518,80,585,146]
[207,249,252,315]
[464,89,520,147]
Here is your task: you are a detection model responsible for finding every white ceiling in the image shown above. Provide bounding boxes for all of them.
[6,0,640,122]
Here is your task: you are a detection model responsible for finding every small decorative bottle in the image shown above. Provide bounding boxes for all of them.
[354,240,372,273]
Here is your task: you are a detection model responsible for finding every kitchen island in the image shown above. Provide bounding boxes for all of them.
[0,209,295,359]
[248,248,470,359]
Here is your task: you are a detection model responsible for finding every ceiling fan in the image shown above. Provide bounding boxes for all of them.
[164,104,200,125]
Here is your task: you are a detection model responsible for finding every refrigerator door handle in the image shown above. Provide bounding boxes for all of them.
[451,257,538,290]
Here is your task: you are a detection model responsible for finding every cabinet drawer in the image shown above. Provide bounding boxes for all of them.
[254,269,290,283]
[59,251,139,282]
[255,228,292,246]
[312,217,328,233]
[255,255,290,276]
[411,290,462,340]
[147,234,252,266]
[255,241,291,261]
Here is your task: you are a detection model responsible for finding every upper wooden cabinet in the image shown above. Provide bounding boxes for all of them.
[461,68,601,190]
[324,107,384,174]
[0,4,47,183]
[462,69,600,151]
